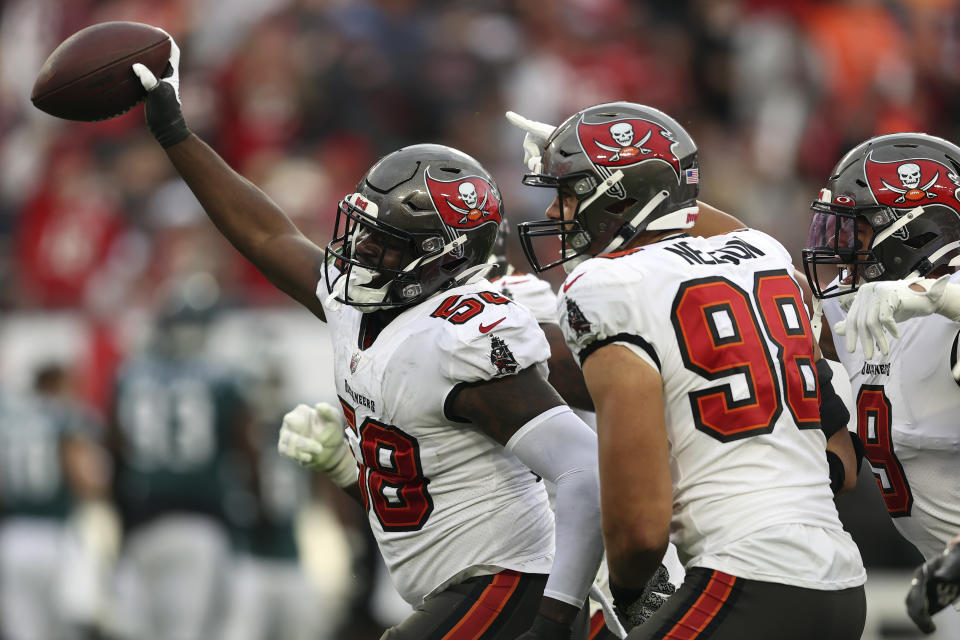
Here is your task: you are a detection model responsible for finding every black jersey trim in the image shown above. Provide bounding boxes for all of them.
[443,382,473,424]
[951,329,960,387]
[579,333,661,370]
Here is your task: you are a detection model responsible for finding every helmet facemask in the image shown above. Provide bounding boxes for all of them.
[519,170,616,273]
[802,198,888,299]
[325,195,464,311]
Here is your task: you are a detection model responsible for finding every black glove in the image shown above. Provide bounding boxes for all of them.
[611,564,676,630]
[513,613,572,640]
[906,542,960,634]
[131,34,191,148]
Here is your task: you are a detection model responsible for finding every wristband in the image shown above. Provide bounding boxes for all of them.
[144,81,191,148]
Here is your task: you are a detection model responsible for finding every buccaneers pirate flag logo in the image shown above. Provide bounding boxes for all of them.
[577,117,681,175]
[425,171,503,229]
[864,153,960,211]
[576,116,682,200]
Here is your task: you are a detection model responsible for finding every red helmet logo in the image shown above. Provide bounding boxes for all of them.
[426,172,502,229]
[865,153,960,212]
[577,117,681,177]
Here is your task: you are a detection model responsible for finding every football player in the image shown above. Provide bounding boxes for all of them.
[518,101,867,639]
[128,40,605,640]
[221,367,330,640]
[488,214,702,640]
[0,366,112,640]
[802,132,960,634]
[109,277,252,640]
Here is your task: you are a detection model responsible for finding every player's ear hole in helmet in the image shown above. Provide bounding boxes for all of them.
[325,144,503,311]
[518,102,700,273]
[802,132,960,299]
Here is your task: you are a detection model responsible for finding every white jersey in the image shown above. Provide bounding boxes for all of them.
[557,229,865,590]
[317,275,554,605]
[823,272,960,560]
[489,272,559,324]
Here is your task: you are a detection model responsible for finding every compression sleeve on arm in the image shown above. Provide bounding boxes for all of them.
[506,405,604,607]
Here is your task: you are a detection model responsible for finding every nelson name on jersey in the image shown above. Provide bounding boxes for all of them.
[664,236,765,266]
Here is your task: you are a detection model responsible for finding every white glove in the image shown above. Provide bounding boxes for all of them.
[505,111,555,172]
[69,500,121,563]
[131,28,181,104]
[278,403,357,487]
[833,276,956,359]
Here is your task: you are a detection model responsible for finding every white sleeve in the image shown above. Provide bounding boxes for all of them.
[558,264,661,372]
[506,406,603,607]
[442,299,550,383]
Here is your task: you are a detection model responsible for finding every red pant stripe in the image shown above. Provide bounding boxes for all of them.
[441,570,523,640]
[664,570,737,639]
[588,610,607,639]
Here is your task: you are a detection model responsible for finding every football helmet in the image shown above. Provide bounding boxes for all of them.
[517,102,700,272]
[802,133,960,299]
[325,144,502,311]
[152,272,220,359]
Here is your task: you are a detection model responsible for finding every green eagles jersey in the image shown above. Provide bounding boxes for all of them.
[233,421,309,560]
[0,392,76,519]
[112,357,247,530]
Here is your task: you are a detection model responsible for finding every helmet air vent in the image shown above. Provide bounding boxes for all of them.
[401,193,432,212]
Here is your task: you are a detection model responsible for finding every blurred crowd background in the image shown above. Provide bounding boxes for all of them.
[1,0,959,638]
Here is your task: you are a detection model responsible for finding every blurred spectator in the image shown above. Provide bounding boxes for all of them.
[14,141,128,308]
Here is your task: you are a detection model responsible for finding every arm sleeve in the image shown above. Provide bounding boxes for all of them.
[506,405,604,607]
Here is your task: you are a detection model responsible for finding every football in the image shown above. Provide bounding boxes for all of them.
[31,21,171,122]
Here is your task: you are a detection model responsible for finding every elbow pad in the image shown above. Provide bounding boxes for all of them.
[816,359,849,439]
